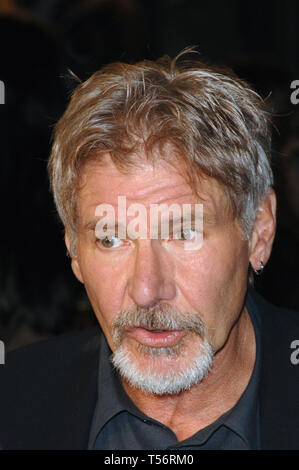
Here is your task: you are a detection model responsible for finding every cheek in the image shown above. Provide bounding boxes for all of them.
[175,235,249,345]
[177,240,241,299]
[78,253,127,334]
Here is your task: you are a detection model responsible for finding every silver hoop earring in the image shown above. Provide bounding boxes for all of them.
[253,261,264,275]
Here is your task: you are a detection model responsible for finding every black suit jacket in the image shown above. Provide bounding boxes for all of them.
[0,290,298,450]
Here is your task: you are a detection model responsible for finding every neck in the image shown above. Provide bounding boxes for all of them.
[121,306,256,441]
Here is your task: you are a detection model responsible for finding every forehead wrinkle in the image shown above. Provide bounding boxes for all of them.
[85,174,191,202]
[79,185,221,229]
[79,155,192,197]
[79,178,201,213]
[77,159,230,230]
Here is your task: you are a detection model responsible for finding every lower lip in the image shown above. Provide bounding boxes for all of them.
[126,327,185,348]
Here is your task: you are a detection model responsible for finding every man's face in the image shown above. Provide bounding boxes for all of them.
[70,154,251,394]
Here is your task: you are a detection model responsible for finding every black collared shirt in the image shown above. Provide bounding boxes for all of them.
[89,291,261,450]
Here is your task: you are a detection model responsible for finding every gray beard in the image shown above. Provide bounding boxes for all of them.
[111,303,214,395]
[111,338,213,395]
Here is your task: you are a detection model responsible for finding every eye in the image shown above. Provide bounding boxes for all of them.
[97,235,124,249]
[174,228,197,241]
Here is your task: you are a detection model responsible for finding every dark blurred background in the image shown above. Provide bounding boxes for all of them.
[0,0,298,351]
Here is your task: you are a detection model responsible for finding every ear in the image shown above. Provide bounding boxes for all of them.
[249,188,277,271]
[65,231,84,284]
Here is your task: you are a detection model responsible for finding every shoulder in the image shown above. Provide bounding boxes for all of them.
[250,290,299,449]
[0,326,103,401]
[0,327,102,409]
[248,287,299,331]
[0,326,103,449]
[249,288,299,367]
[2,326,102,377]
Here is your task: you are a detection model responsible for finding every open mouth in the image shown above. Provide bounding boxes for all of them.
[126,326,185,348]
[143,328,169,332]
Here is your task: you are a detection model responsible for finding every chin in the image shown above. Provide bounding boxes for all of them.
[111,337,214,396]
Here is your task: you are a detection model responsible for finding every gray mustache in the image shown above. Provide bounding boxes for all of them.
[112,303,207,345]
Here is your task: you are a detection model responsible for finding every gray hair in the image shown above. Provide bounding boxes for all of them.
[48,49,273,255]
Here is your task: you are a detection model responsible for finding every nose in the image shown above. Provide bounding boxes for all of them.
[127,240,176,308]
